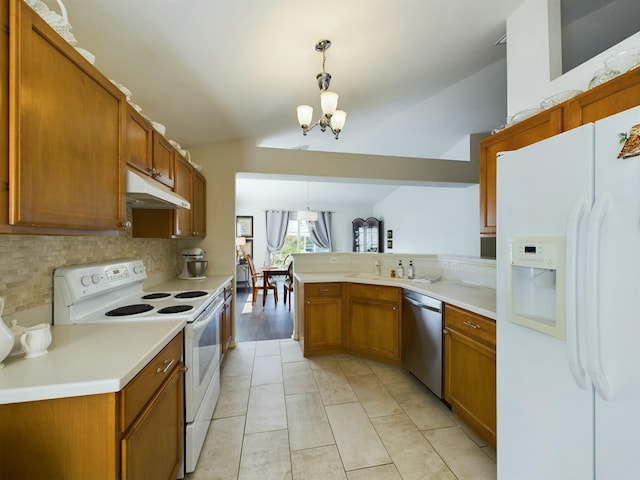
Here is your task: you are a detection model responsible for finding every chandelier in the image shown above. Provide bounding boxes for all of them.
[296,39,347,140]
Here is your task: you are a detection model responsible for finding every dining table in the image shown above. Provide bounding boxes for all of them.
[261,265,289,289]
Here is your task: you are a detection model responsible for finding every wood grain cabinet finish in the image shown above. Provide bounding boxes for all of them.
[479,106,563,236]
[131,152,206,239]
[151,130,175,189]
[172,152,193,237]
[444,304,496,449]
[124,104,153,176]
[301,283,344,355]
[192,169,206,238]
[347,284,401,362]
[479,68,640,237]
[0,332,184,480]
[5,0,126,233]
[220,282,233,361]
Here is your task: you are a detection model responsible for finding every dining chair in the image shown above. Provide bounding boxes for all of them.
[245,254,278,307]
[283,259,294,311]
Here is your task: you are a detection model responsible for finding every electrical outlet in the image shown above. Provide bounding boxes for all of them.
[450,262,459,270]
[330,257,339,263]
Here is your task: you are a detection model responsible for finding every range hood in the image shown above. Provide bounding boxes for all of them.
[126,169,190,209]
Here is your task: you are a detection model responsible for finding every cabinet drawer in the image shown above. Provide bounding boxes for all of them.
[305,283,343,297]
[349,283,400,303]
[120,332,183,432]
[445,305,495,348]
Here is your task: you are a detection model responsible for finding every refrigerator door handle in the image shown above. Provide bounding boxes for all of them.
[586,194,611,400]
[565,195,588,389]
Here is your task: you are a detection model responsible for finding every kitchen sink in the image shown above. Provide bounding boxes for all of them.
[347,272,394,280]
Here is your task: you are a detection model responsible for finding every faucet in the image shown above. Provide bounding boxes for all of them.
[374,260,381,276]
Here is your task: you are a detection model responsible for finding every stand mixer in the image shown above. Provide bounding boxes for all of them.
[178,248,208,280]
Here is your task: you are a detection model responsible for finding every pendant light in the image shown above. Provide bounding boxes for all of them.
[298,183,318,221]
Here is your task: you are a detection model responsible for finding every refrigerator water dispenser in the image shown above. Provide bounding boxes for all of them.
[507,236,566,339]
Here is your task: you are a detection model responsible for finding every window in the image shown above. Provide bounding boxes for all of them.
[270,219,328,264]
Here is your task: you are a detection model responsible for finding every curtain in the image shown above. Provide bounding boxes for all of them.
[310,211,332,251]
[264,210,290,266]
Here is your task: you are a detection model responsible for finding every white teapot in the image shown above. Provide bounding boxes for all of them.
[0,297,15,369]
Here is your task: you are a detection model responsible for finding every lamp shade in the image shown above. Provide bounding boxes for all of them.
[298,210,319,221]
[297,105,313,127]
[320,91,338,116]
[331,110,347,131]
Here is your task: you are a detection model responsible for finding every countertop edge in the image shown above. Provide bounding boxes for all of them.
[0,320,186,405]
[294,272,496,320]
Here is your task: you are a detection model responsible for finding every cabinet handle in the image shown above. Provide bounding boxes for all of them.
[392,306,397,311]
[463,320,480,329]
[121,221,132,230]
[319,288,329,292]
[443,328,449,335]
[157,358,175,374]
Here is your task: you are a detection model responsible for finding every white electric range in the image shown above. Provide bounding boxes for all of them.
[53,258,222,474]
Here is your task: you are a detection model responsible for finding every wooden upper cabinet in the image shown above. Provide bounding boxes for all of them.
[192,169,206,238]
[479,106,564,236]
[564,67,640,129]
[6,0,126,231]
[151,131,175,189]
[480,68,640,237]
[173,152,193,238]
[124,105,153,175]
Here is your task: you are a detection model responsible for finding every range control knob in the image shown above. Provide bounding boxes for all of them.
[134,265,145,275]
[91,274,101,285]
[80,275,91,287]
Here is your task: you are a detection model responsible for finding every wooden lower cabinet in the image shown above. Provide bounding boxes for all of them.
[444,304,496,449]
[221,282,233,360]
[0,332,184,480]
[347,284,401,362]
[301,283,344,355]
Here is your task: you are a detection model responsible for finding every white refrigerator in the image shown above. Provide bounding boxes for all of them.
[496,104,640,479]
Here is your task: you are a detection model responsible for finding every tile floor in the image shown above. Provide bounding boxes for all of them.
[186,339,496,480]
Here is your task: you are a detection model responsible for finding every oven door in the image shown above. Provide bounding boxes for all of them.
[184,298,222,423]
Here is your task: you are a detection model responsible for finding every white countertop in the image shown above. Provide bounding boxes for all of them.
[295,272,496,319]
[0,320,185,405]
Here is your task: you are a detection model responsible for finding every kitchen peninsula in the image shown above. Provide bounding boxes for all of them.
[292,252,497,448]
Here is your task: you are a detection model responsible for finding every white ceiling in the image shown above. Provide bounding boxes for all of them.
[36,0,615,207]
[44,0,528,161]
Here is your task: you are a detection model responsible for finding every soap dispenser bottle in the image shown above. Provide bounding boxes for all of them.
[407,260,415,279]
[397,260,404,278]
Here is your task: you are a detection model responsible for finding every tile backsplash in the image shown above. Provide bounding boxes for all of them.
[0,232,178,316]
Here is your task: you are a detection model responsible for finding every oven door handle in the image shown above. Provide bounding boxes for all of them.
[192,300,223,332]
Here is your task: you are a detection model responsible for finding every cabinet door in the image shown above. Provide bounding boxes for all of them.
[173,153,193,237]
[565,68,640,129]
[348,299,400,361]
[479,107,563,236]
[444,328,496,449]
[125,105,153,175]
[304,297,343,352]
[9,0,125,230]
[192,170,206,238]
[151,131,175,189]
[121,362,184,480]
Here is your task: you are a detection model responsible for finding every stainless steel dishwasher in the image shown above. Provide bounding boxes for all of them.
[401,289,443,397]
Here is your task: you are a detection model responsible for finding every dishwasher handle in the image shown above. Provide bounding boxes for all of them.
[403,295,441,313]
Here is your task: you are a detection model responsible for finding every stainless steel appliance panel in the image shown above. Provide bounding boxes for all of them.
[401,289,443,397]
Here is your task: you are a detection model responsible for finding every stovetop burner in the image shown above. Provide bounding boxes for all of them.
[174,291,208,299]
[141,292,172,300]
[106,304,154,317]
[158,305,194,314]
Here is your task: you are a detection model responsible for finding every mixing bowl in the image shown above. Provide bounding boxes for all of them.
[187,260,208,277]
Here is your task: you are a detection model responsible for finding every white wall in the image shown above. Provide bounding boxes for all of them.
[507,0,640,116]
[373,185,480,256]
